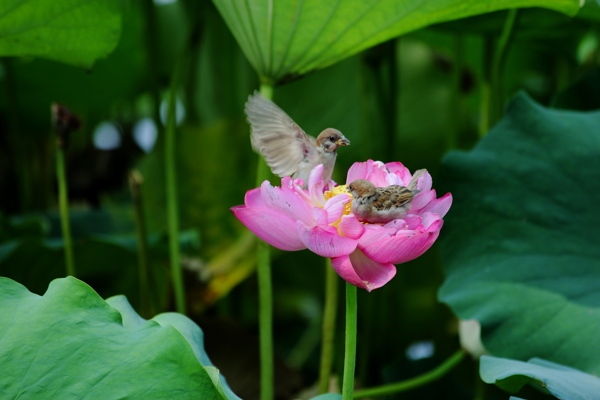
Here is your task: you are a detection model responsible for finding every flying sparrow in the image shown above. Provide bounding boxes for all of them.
[245,91,350,187]
[348,169,427,223]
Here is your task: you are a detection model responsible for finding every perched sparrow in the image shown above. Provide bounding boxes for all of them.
[245,91,350,187]
[348,169,426,223]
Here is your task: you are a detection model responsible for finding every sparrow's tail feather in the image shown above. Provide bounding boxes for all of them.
[408,169,427,190]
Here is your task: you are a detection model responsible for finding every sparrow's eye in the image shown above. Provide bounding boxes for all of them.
[329,136,336,142]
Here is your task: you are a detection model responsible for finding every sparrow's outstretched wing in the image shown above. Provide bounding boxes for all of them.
[245,92,317,178]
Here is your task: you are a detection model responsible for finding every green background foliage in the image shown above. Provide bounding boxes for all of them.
[1,0,599,398]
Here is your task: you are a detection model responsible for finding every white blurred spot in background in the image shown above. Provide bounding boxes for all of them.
[405,340,435,361]
[153,0,177,5]
[133,118,159,153]
[93,121,121,150]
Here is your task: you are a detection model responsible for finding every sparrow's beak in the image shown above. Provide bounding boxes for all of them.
[336,137,350,146]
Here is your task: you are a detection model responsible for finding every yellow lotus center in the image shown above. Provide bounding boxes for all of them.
[323,184,353,219]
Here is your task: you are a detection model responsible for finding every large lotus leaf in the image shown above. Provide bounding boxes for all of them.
[0,0,122,67]
[0,277,222,399]
[481,356,600,399]
[106,295,241,400]
[438,93,600,375]
[211,0,580,83]
[309,395,342,400]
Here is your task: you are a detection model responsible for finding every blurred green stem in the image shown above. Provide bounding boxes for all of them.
[286,308,322,368]
[490,8,519,127]
[342,283,357,400]
[318,260,339,393]
[473,359,485,400]
[381,39,398,161]
[365,39,398,161]
[256,239,273,400]
[182,0,205,124]
[386,39,398,161]
[165,51,187,315]
[259,84,273,102]
[353,349,466,398]
[554,56,571,96]
[141,0,161,123]
[478,36,493,137]
[257,83,274,400]
[129,170,150,318]
[449,34,464,150]
[56,147,75,277]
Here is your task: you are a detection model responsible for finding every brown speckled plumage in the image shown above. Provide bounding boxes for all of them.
[348,169,426,223]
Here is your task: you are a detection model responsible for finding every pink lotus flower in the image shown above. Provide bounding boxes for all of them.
[231,160,451,291]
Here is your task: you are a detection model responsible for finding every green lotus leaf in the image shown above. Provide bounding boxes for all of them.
[481,356,600,399]
[106,295,240,400]
[438,93,600,375]
[0,0,122,67]
[309,394,343,400]
[0,277,222,399]
[212,0,581,83]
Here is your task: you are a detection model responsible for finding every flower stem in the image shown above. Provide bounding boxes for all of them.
[490,8,519,127]
[318,260,339,394]
[257,239,273,400]
[353,349,466,399]
[259,83,273,101]
[478,36,493,137]
[257,82,274,400]
[56,147,75,277]
[473,359,485,400]
[165,52,186,315]
[384,38,398,162]
[448,33,464,150]
[342,282,358,400]
[141,0,161,124]
[129,170,151,318]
